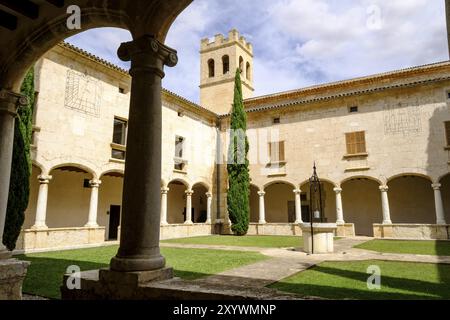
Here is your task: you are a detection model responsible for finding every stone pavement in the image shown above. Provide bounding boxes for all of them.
[162,237,450,290]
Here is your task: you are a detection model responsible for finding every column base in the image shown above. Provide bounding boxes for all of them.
[184,221,193,225]
[295,220,303,224]
[0,248,12,260]
[0,259,30,300]
[110,254,166,272]
[437,220,447,225]
[383,220,393,225]
[84,223,99,228]
[336,220,345,226]
[258,221,266,224]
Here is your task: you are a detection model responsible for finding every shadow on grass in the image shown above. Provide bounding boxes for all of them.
[272,261,450,300]
[19,255,214,300]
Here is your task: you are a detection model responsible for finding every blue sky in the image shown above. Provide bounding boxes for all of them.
[66,0,448,103]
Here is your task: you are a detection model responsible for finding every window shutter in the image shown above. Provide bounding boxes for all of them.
[446,122,450,146]
[279,141,285,161]
[346,132,366,155]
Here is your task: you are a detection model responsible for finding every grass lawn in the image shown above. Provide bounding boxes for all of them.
[355,240,450,256]
[162,235,304,248]
[19,245,267,299]
[270,260,450,300]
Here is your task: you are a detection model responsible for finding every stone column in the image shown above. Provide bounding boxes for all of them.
[32,175,52,230]
[0,89,27,259]
[258,191,266,224]
[160,187,169,225]
[206,192,213,224]
[379,186,392,224]
[185,190,193,224]
[334,187,345,225]
[432,184,447,225]
[85,180,101,228]
[293,189,303,223]
[110,36,178,272]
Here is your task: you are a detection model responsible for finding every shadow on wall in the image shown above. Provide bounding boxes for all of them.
[427,97,450,284]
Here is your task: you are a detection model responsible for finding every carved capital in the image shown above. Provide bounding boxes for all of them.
[89,180,102,188]
[333,187,343,194]
[185,190,194,197]
[258,191,266,197]
[161,187,170,194]
[293,189,302,195]
[379,185,389,192]
[117,35,178,78]
[206,192,213,198]
[38,175,52,184]
[432,183,442,191]
[0,89,28,116]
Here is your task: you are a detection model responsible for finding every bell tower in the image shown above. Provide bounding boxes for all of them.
[200,29,254,114]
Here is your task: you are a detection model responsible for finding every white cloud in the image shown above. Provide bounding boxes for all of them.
[65,0,448,103]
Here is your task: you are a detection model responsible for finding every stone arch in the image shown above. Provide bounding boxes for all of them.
[387,172,433,184]
[49,163,96,179]
[191,181,211,192]
[191,182,209,223]
[300,178,338,189]
[208,59,215,78]
[341,176,382,236]
[264,180,297,190]
[222,55,230,75]
[387,174,435,224]
[264,181,297,223]
[300,179,337,223]
[167,179,190,224]
[1,0,192,91]
[100,169,125,179]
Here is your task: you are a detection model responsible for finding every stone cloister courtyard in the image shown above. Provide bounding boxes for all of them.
[14,235,450,300]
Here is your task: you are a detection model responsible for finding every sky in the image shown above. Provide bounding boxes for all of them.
[66,0,448,103]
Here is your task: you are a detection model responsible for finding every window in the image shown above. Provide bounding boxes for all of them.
[208,59,215,78]
[269,141,285,163]
[178,111,184,117]
[239,56,244,73]
[446,90,450,100]
[174,136,186,171]
[222,55,230,75]
[273,117,281,124]
[111,117,127,160]
[349,106,358,113]
[345,131,366,155]
[246,62,251,80]
[119,87,125,94]
[445,121,450,146]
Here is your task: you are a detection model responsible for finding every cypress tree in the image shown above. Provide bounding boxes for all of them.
[3,68,34,250]
[227,69,250,236]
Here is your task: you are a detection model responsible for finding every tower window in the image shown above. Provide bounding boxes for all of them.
[246,62,251,80]
[208,59,215,78]
[239,56,244,74]
[222,55,230,75]
[273,117,281,124]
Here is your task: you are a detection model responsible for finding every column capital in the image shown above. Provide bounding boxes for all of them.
[379,185,389,192]
[185,190,194,196]
[38,175,52,184]
[117,35,178,78]
[0,89,28,116]
[333,187,343,194]
[206,192,213,198]
[161,187,169,194]
[432,183,442,191]
[257,191,266,197]
[89,179,102,188]
[293,189,302,195]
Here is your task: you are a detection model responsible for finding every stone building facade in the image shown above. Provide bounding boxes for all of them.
[17,29,450,252]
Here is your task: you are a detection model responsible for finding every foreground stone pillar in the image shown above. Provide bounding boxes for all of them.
[85,180,101,227]
[258,191,266,224]
[0,89,27,259]
[0,259,30,300]
[110,36,178,272]
[160,187,169,225]
[32,175,52,230]
[432,184,447,225]
[334,187,345,225]
[185,190,193,224]
[293,189,303,224]
[379,186,392,224]
[206,192,212,224]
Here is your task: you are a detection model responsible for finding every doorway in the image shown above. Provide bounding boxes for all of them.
[108,205,121,240]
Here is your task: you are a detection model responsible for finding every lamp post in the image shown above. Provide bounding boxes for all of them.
[309,163,323,254]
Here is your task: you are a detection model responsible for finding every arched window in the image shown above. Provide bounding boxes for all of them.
[208,59,215,78]
[239,56,244,74]
[222,55,230,75]
[246,62,251,80]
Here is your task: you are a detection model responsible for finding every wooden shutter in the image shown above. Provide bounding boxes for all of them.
[279,141,285,161]
[446,122,450,146]
[346,132,366,155]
